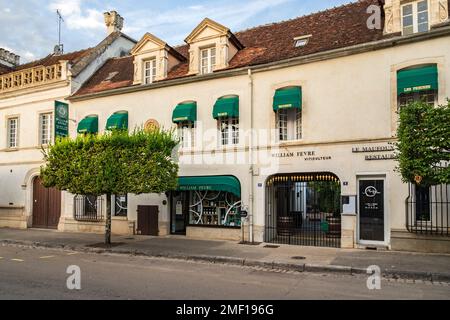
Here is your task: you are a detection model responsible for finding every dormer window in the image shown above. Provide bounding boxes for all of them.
[144,58,157,84]
[200,47,216,74]
[402,0,429,35]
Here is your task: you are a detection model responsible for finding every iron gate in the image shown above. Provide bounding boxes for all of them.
[265,173,342,248]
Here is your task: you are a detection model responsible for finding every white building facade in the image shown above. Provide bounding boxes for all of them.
[2,0,449,253]
[0,12,136,230]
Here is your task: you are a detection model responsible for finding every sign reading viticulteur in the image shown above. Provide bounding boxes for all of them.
[55,101,69,138]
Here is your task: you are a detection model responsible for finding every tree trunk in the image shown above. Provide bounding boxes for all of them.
[105,194,112,245]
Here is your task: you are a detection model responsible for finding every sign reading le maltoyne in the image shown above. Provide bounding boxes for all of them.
[55,101,69,138]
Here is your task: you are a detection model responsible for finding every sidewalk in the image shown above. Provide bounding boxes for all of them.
[1,228,449,281]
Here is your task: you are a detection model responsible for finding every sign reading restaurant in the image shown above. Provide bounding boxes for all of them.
[352,143,396,161]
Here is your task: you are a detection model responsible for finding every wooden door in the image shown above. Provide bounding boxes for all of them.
[32,177,61,229]
[137,205,159,236]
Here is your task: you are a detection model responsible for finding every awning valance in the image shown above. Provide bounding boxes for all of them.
[172,102,197,123]
[397,65,438,96]
[106,112,128,130]
[273,87,302,111]
[77,116,98,134]
[178,176,241,198]
[213,96,239,119]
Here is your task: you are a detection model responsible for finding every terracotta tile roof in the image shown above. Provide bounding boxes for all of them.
[75,56,134,95]
[2,32,135,77]
[13,48,93,72]
[73,0,439,97]
[0,64,12,75]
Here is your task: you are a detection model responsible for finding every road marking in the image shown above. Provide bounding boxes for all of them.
[40,256,55,259]
[0,257,3,260]
[66,252,78,256]
[11,259,24,262]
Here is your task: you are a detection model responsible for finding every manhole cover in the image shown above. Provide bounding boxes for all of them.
[264,245,280,249]
[291,256,306,260]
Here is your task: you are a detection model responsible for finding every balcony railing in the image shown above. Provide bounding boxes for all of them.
[0,63,65,93]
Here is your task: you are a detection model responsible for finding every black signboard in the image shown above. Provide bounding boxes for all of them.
[359,180,384,241]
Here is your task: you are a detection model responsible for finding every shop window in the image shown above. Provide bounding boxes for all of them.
[276,108,302,141]
[402,0,429,35]
[74,195,103,222]
[113,194,128,217]
[219,117,239,146]
[188,191,242,227]
[178,121,195,148]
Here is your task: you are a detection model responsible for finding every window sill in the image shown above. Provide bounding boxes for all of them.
[277,139,304,147]
[112,216,128,221]
[5,148,19,152]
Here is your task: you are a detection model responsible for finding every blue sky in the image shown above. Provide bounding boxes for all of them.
[0,0,352,63]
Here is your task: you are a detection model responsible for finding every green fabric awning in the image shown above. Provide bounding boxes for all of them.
[397,65,438,95]
[77,116,98,134]
[106,112,128,130]
[273,87,302,111]
[172,102,197,123]
[213,96,239,119]
[178,176,241,198]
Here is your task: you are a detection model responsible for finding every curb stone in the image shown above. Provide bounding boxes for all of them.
[1,239,449,282]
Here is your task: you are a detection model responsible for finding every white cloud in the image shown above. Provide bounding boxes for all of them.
[125,0,291,44]
[4,8,11,13]
[48,0,104,30]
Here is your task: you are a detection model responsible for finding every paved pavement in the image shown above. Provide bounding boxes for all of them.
[1,228,450,281]
[1,246,449,300]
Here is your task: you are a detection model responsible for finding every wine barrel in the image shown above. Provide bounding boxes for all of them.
[277,216,294,236]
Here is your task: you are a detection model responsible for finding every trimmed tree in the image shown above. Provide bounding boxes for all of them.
[396,99,450,186]
[40,128,179,244]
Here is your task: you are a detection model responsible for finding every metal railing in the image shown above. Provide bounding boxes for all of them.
[74,195,104,222]
[406,183,450,236]
[265,173,342,248]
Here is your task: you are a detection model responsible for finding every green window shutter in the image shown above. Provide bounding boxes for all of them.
[213,96,239,119]
[172,102,197,123]
[397,65,438,96]
[178,176,241,198]
[273,87,302,112]
[106,112,128,130]
[77,116,99,134]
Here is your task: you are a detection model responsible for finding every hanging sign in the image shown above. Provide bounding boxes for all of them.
[55,101,69,138]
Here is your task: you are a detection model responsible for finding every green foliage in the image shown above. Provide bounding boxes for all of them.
[396,99,450,186]
[40,128,179,196]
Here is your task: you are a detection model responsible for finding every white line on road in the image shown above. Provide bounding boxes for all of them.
[11,259,24,262]
[66,252,79,256]
[39,256,55,259]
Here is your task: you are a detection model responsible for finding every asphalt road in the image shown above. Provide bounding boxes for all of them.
[0,246,449,300]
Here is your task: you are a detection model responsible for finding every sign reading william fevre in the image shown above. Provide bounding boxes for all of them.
[55,101,69,138]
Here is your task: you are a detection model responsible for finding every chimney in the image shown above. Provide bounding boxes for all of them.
[0,48,20,68]
[104,11,124,35]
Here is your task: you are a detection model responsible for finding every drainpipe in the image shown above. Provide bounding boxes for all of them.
[248,68,254,244]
